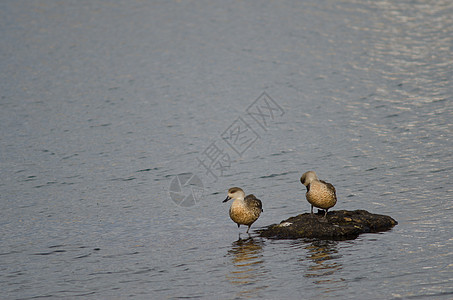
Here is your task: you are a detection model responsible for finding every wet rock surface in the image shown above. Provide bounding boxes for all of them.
[259,210,398,240]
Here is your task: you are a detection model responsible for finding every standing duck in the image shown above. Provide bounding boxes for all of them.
[223,187,263,233]
[300,171,337,217]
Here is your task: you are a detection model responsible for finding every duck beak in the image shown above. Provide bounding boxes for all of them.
[223,196,231,203]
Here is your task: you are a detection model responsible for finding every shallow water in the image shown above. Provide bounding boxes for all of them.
[1,0,452,299]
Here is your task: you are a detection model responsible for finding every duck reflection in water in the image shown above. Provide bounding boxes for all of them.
[303,240,346,291]
[226,236,268,298]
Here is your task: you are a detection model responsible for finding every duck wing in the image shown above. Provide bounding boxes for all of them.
[245,194,263,212]
[320,180,337,196]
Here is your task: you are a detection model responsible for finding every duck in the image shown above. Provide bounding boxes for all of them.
[223,187,263,233]
[300,171,337,217]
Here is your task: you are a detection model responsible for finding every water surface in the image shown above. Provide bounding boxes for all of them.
[1,0,452,299]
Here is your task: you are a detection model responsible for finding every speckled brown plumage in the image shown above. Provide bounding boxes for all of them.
[223,187,263,233]
[300,171,337,217]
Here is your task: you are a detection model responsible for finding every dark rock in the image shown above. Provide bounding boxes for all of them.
[258,210,398,240]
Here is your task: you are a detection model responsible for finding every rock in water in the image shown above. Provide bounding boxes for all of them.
[258,210,397,240]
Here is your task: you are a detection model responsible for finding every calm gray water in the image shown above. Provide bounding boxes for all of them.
[1,1,452,299]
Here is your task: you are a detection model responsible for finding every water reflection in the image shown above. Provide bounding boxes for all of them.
[226,236,268,298]
[303,240,346,292]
